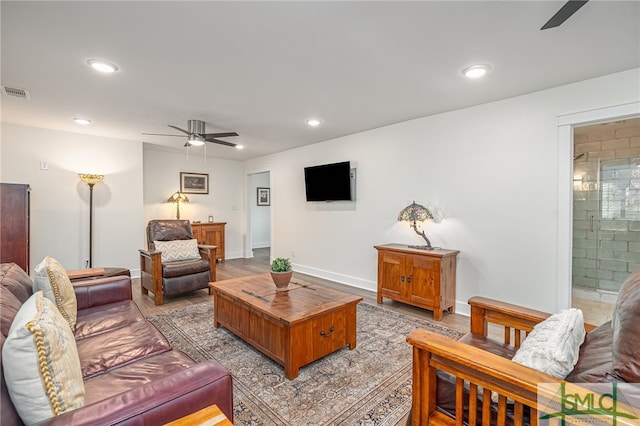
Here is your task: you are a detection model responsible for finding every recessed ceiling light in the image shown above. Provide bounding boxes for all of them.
[73,118,91,125]
[87,59,118,73]
[306,118,322,127]
[235,145,245,150]
[462,64,491,79]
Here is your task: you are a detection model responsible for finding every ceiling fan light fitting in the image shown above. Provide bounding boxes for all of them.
[188,134,205,146]
[235,145,245,150]
[462,64,491,79]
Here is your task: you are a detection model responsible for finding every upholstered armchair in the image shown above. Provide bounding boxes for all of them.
[139,219,217,305]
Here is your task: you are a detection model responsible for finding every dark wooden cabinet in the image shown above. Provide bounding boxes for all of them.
[191,222,226,262]
[1,183,31,272]
[375,244,459,320]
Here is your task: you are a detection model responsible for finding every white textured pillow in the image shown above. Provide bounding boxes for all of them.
[512,308,585,378]
[154,239,200,262]
[33,256,78,331]
[2,291,85,424]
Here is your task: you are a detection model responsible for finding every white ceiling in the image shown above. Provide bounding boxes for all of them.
[2,1,639,161]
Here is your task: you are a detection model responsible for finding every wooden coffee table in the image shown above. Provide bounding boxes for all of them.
[210,273,362,379]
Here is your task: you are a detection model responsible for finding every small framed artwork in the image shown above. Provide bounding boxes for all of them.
[257,187,270,206]
[180,172,209,194]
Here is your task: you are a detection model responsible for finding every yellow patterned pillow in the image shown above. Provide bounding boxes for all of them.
[34,256,78,331]
[2,291,85,424]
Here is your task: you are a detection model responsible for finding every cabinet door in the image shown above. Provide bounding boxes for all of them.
[408,255,440,309]
[191,226,204,244]
[378,251,406,300]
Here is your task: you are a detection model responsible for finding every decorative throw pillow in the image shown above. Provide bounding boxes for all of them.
[2,291,85,424]
[153,239,201,263]
[33,256,78,331]
[511,308,585,378]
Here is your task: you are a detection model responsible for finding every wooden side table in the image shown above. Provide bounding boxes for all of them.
[163,404,232,426]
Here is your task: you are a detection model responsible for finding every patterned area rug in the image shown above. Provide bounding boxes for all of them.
[147,301,464,426]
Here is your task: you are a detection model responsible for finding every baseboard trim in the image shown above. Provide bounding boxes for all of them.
[293,264,377,293]
[293,263,470,318]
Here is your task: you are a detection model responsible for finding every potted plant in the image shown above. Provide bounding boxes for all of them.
[270,257,293,291]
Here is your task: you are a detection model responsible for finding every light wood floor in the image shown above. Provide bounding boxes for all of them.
[133,248,473,426]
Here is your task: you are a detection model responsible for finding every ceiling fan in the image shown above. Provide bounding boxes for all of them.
[143,119,240,148]
[541,0,588,30]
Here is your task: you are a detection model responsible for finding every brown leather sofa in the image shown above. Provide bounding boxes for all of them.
[139,219,216,305]
[407,268,640,426]
[1,262,233,425]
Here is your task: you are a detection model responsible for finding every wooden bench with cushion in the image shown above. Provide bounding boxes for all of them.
[407,268,640,426]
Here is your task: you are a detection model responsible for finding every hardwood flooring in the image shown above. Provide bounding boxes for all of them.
[134,248,471,333]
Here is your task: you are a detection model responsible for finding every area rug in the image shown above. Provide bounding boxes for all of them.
[147,302,465,426]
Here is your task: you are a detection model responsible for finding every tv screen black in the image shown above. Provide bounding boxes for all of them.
[304,161,352,201]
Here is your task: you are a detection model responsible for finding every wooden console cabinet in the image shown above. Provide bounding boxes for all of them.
[1,183,31,272]
[375,244,459,320]
[191,222,226,262]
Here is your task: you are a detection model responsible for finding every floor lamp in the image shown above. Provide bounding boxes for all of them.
[78,173,104,268]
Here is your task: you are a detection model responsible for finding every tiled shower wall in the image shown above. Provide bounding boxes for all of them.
[572,118,640,292]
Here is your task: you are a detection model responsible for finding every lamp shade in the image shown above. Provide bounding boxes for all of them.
[167,192,189,204]
[397,201,433,223]
[78,173,104,186]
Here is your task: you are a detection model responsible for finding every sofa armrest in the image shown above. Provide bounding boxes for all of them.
[35,361,233,426]
[73,276,132,311]
[406,329,636,426]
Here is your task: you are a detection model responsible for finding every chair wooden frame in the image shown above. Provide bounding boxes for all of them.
[406,297,636,426]
[139,245,217,305]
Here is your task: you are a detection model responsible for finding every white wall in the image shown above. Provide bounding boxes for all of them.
[142,146,245,259]
[245,68,640,314]
[0,124,144,273]
[249,171,271,248]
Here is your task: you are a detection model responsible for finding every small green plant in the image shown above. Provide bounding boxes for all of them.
[271,257,292,273]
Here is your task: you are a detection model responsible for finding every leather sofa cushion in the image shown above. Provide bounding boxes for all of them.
[77,319,172,378]
[565,321,621,383]
[75,300,145,339]
[83,350,197,405]
[163,259,209,278]
[611,268,640,382]
[0,287,22,338]
[0,262,33,304]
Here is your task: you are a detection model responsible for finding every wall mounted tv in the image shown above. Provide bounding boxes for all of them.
[304,161,353,202]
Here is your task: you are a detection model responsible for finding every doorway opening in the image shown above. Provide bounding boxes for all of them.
[246,171,271,259]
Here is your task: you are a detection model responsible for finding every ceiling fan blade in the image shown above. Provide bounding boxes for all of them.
[202,132,239,138]
[184,141,192,147]
[141,132,184,137]
[168,124,190,135]
[205,138,238,147]
[541,0,588,30]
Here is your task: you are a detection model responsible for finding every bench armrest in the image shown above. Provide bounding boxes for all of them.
[468,296,597,346]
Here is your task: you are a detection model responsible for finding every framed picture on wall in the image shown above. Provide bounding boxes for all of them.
[257,187,270,206]
[180,172,209,194]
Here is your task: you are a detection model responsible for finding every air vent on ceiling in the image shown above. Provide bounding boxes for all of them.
[1,86,31,100]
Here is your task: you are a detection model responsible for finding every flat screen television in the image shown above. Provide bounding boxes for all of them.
[304,161,352,202]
